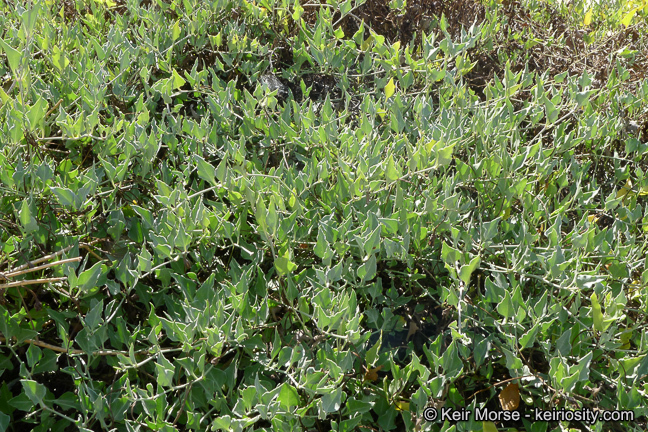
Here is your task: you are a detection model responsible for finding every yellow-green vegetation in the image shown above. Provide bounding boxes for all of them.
[0,0,647,431]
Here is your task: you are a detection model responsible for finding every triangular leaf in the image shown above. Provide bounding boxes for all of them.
[27,96,48,130]
[215,159,227,182]
[194,155,217,186]
[366,331,382,366]
[275,256,297,275]
[255,196,267,233]
[459,255,480,287]
[171,69,186,90]
[21,380,46,405]
[497,291,515,318]
[74,261,104,294]
[385,156,401,182]
[19,199,33,231]
[621,8,638,27]
[172,20,181,41]
[384,78,395,100]
[0,38,21,73]
[50,187,77,208]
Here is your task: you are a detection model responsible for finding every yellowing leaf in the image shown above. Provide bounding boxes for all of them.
[361,35,374,50]
[0,87,10,104]
[384,78,395,100]
[288,189,297,208]
[483,421,498,432]
[394,400,409,411]
[425,139,437,153]
[406,320,419,341]
[616,179,633,202]
[587,214,600,224]
[364,365,383,382]
[591,292,606,332]
[275,256,297,275]
[172,21,181,41]
[435,143,456,168]
[639,184,648,196]
[583,9,592,26]
[498,383,520,410]
[52,46,70,71]
[620,330,632,350]
[621,8,638,27]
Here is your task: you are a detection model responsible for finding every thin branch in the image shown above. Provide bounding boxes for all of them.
[468,375,535,401]
[44,98,63,119]
[9,244,77,272]
[1,257,82,279]
[0,277,68,289]
[0,335,154,357]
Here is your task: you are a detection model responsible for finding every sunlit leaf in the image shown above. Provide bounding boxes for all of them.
[616,179,633,203]
[275,256,297,275]
[394,400,409,411]
[19,199,38,232]
[361,34,374,50]
[621,8,638,27]
[591,292,606,332]
[459,255,481,287]
[171,69,186,90]
[278,383,300,409]
[0,38,21,73]
[73,262,104,294]
[172,20,181,41]
[385,155,401,182]
[366,332,382,366]
[27,96,47,130]
[321,387,343,413]
[194,155,217,186]
[639,184,648,196]
[384,78,395,100]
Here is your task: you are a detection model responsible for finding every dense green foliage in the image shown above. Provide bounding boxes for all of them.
[1,0,647,431]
